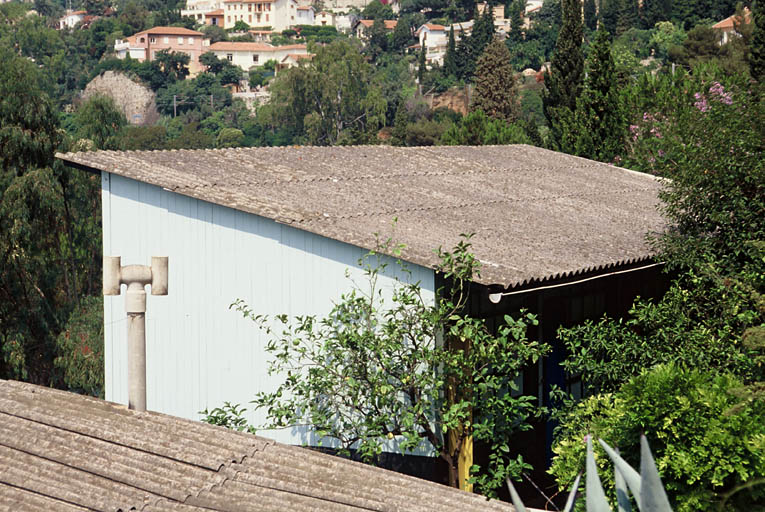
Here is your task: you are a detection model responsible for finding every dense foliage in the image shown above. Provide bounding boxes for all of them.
[550,365,765,511]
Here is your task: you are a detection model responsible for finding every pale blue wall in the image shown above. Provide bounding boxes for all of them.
[102,172,436,446]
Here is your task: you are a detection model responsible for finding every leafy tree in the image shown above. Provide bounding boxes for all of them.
[201,24,228,43]
[443,26,458,78]
[558,29,624,161]
[1,49,101,386]
[361,0,395,20]
[116,125,168,150]
[217,127,245,148]
[265,40,386,145]
[525,0,561,62]
[442,110,531,145]
[543,0,584,146]
[231,19,250,32]
[550,365,765,512]
[390,99,410,146]
[583,0,597,32]
[752,0,765,82]
[232,237,547,494]
[74,94,126,150]
[84,0,108,16]
[561,70,764,392]
[154,49,191,83]
[54,297,104,398]
[470,38,520,123]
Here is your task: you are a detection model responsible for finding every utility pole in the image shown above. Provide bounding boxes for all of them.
[173,94,177,117]
[103,256,168,412]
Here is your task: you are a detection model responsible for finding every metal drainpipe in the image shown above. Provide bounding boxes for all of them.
[104,256,168,412]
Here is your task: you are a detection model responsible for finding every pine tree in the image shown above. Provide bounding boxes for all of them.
[392,15,412,52]
[600,0,619,35]
[562,29,624,161]
[616,0,639,35]
[391,99,409,146]
[752,0,765,82]
[543,0,584,145]
[470,37,520,123]
[444,26,458,78]
[584,0,598,32]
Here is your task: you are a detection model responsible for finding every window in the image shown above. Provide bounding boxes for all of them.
[140,37,145,43]
[249,15,252,22]
[178,37,183,44]
[248,4,251,11]
[253,54,258,62]
[227,15,231,22]
[150,37,156,43]
[188,37,193,44]
[266,14,269,21]
[226,53,233,61]
[163,37,169,43]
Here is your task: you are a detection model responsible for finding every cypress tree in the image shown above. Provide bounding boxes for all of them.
[584,0,598,32]
[562,29,624,161]
[418,45,426,84]
[508,0,524,45]
[471,6,496,59]
[543,0,584,144]
[752,0,765,82]
[444,26,458,78]
[470,37,520,123]
[616,0,639,35]
[600,0,619,35]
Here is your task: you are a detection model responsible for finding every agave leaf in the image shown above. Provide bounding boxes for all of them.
[586,437,612,512]
[506,478,527,512]
[599,439,642,509]
[613,449,632,512]
[639,435,673,511]
[562,472,582,512]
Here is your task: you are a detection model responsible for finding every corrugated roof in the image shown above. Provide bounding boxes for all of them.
[0,380,514,511]
[56,145,665,290]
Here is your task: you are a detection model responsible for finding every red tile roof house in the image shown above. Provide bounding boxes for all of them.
[354,18,398,39]
[114,26,210,75]
[712,7,752,45]
[57,145,668,499]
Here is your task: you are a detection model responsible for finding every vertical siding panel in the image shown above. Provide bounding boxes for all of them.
[104,178,435,447]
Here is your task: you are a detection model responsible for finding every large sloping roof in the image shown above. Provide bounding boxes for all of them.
[0,380,514,511]
[57,145,665,289]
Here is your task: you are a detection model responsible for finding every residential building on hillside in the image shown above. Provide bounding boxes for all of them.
[712,7,751,45]
[353,18,397,39]
[295,4,314,24]
[114,27,209,74]
[204,8,224,25]
[222,0,300,31]
[315,10,335,26]
[181,0,223,22]
[58,145,667,487]
[207,41,310,69]
[415,22,473,65]
[58,9,86,29]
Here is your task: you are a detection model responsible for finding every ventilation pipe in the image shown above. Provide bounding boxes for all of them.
[103,256,168,412]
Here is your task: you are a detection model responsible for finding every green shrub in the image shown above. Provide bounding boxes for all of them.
[54,296,104,398]
[550,364,765,511]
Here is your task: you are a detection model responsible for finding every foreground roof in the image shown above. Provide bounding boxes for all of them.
[57,145,665,290]
[0,380,513,511]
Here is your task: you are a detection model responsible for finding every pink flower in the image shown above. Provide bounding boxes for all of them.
[694,93,710,113]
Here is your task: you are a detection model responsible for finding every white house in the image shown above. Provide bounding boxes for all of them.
[314,10,335,27]
[222,0,300,31]
[712,7,752,45]
[58,145,666,457]
[294,4,314,24]
[180,0,223,23]
[58,9,86,29]
[207,41,309,69]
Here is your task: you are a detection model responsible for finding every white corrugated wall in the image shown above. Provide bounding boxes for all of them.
[102,172,436,446]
